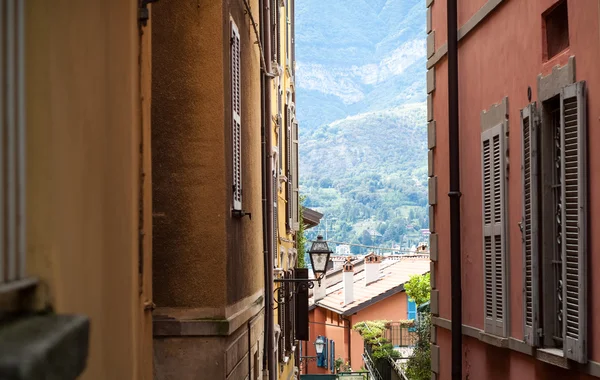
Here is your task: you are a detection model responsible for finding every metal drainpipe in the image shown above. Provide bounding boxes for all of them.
[341,316,351,369]
[261,0,275,378]
[447,0,463,379]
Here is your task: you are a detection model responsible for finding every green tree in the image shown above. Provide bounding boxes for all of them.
[404,273,431,308]
[297,195,307,268]
[404,314,431,380]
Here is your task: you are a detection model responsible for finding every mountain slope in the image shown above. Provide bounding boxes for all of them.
[296,0,428,251]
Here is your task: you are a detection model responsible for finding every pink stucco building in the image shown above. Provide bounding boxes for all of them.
[428,0,600,378]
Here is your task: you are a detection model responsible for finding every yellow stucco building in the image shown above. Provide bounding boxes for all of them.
[271,0,301,379]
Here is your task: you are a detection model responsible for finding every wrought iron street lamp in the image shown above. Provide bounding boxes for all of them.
[273,235,332,296]
[308,235,332,282]
[314,336,326,354]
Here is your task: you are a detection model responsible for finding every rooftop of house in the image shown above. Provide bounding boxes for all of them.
[309,254,430,316]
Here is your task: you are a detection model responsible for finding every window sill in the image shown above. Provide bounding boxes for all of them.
[536,348,569,369]
[0,313,90,379]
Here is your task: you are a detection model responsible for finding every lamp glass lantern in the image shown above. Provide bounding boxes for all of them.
[314,336,325,354]
[309,235,332,281]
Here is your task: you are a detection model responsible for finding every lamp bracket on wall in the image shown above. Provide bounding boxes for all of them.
[273,277,319,305]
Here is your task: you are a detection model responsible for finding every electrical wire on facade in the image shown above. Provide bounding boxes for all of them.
[242,0,277,77]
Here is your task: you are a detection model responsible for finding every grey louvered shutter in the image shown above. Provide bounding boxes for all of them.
[481,123,507,337]
[231,21,242,211]
[560,81,587,363]
[286,104,293,229]
[521,103,540,346]
[292,120,299,230]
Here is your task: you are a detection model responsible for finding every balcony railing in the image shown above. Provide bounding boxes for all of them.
[383,323,418,348]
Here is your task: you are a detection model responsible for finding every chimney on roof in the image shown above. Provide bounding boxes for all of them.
[364,252,381,285]
[314,274,327,301]
[343,257,354,305]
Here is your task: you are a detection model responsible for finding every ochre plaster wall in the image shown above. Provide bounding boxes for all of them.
[25,1,141,379]
[151,0,228,308]
[432,0,600,379]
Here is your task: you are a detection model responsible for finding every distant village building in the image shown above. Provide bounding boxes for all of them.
[336,244,351,255]
[302,253,430,374]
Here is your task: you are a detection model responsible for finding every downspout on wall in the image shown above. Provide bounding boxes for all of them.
[447,0,463,379]
[261,0,275,378]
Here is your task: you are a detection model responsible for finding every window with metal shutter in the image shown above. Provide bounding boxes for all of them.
[521,103,540,346]
[561,81,587,363]
[1,0,27,287]
[231,20,242,211]
[481,123,507,337]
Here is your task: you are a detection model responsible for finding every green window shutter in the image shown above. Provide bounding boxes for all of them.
[561,81,587,363]
[481,123,507,337]
[231,20,242,211]
[521,103,540,346]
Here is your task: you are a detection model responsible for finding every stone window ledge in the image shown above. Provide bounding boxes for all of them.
[0,314,89,380]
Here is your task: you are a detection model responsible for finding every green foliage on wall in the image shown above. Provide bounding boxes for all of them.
[297,195,307,268]
[352,320,399,362]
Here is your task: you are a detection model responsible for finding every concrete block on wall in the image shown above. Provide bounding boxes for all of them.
[430,289,439,315]
[427,68,436,93]
[429,205,435,233]
[430,261,436,289]
[428,121,436,149]
[428,176,437,205]
[431,325,437,344]
[430,233,438,261]
[428,150,434,177]
[426,0,434,8]
[426,7,432,33]
[431,344,440,373]
[427,31,435,58]
[427,94,433,122]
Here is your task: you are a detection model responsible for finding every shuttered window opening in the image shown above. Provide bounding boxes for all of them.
[560,81,587,363]
[231,21,242,211]
[521,103,540,346]
[520,81,587,363]
[481,123,508,337]
[1,0,27,288]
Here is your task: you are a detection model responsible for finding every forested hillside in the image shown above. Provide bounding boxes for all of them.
[296,0,428,251]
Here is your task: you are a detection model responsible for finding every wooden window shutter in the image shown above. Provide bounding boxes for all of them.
[285,270,293,351]
[481,123,508,337]
[292,119,300,230]
[278,88,283,175]
[273,176,279,265]
[271,0,277,63]
[231,21,242,211]
[561,81,587,363]
[1,0,26,285]
[521,103,540,346]
[286,104,292,229]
